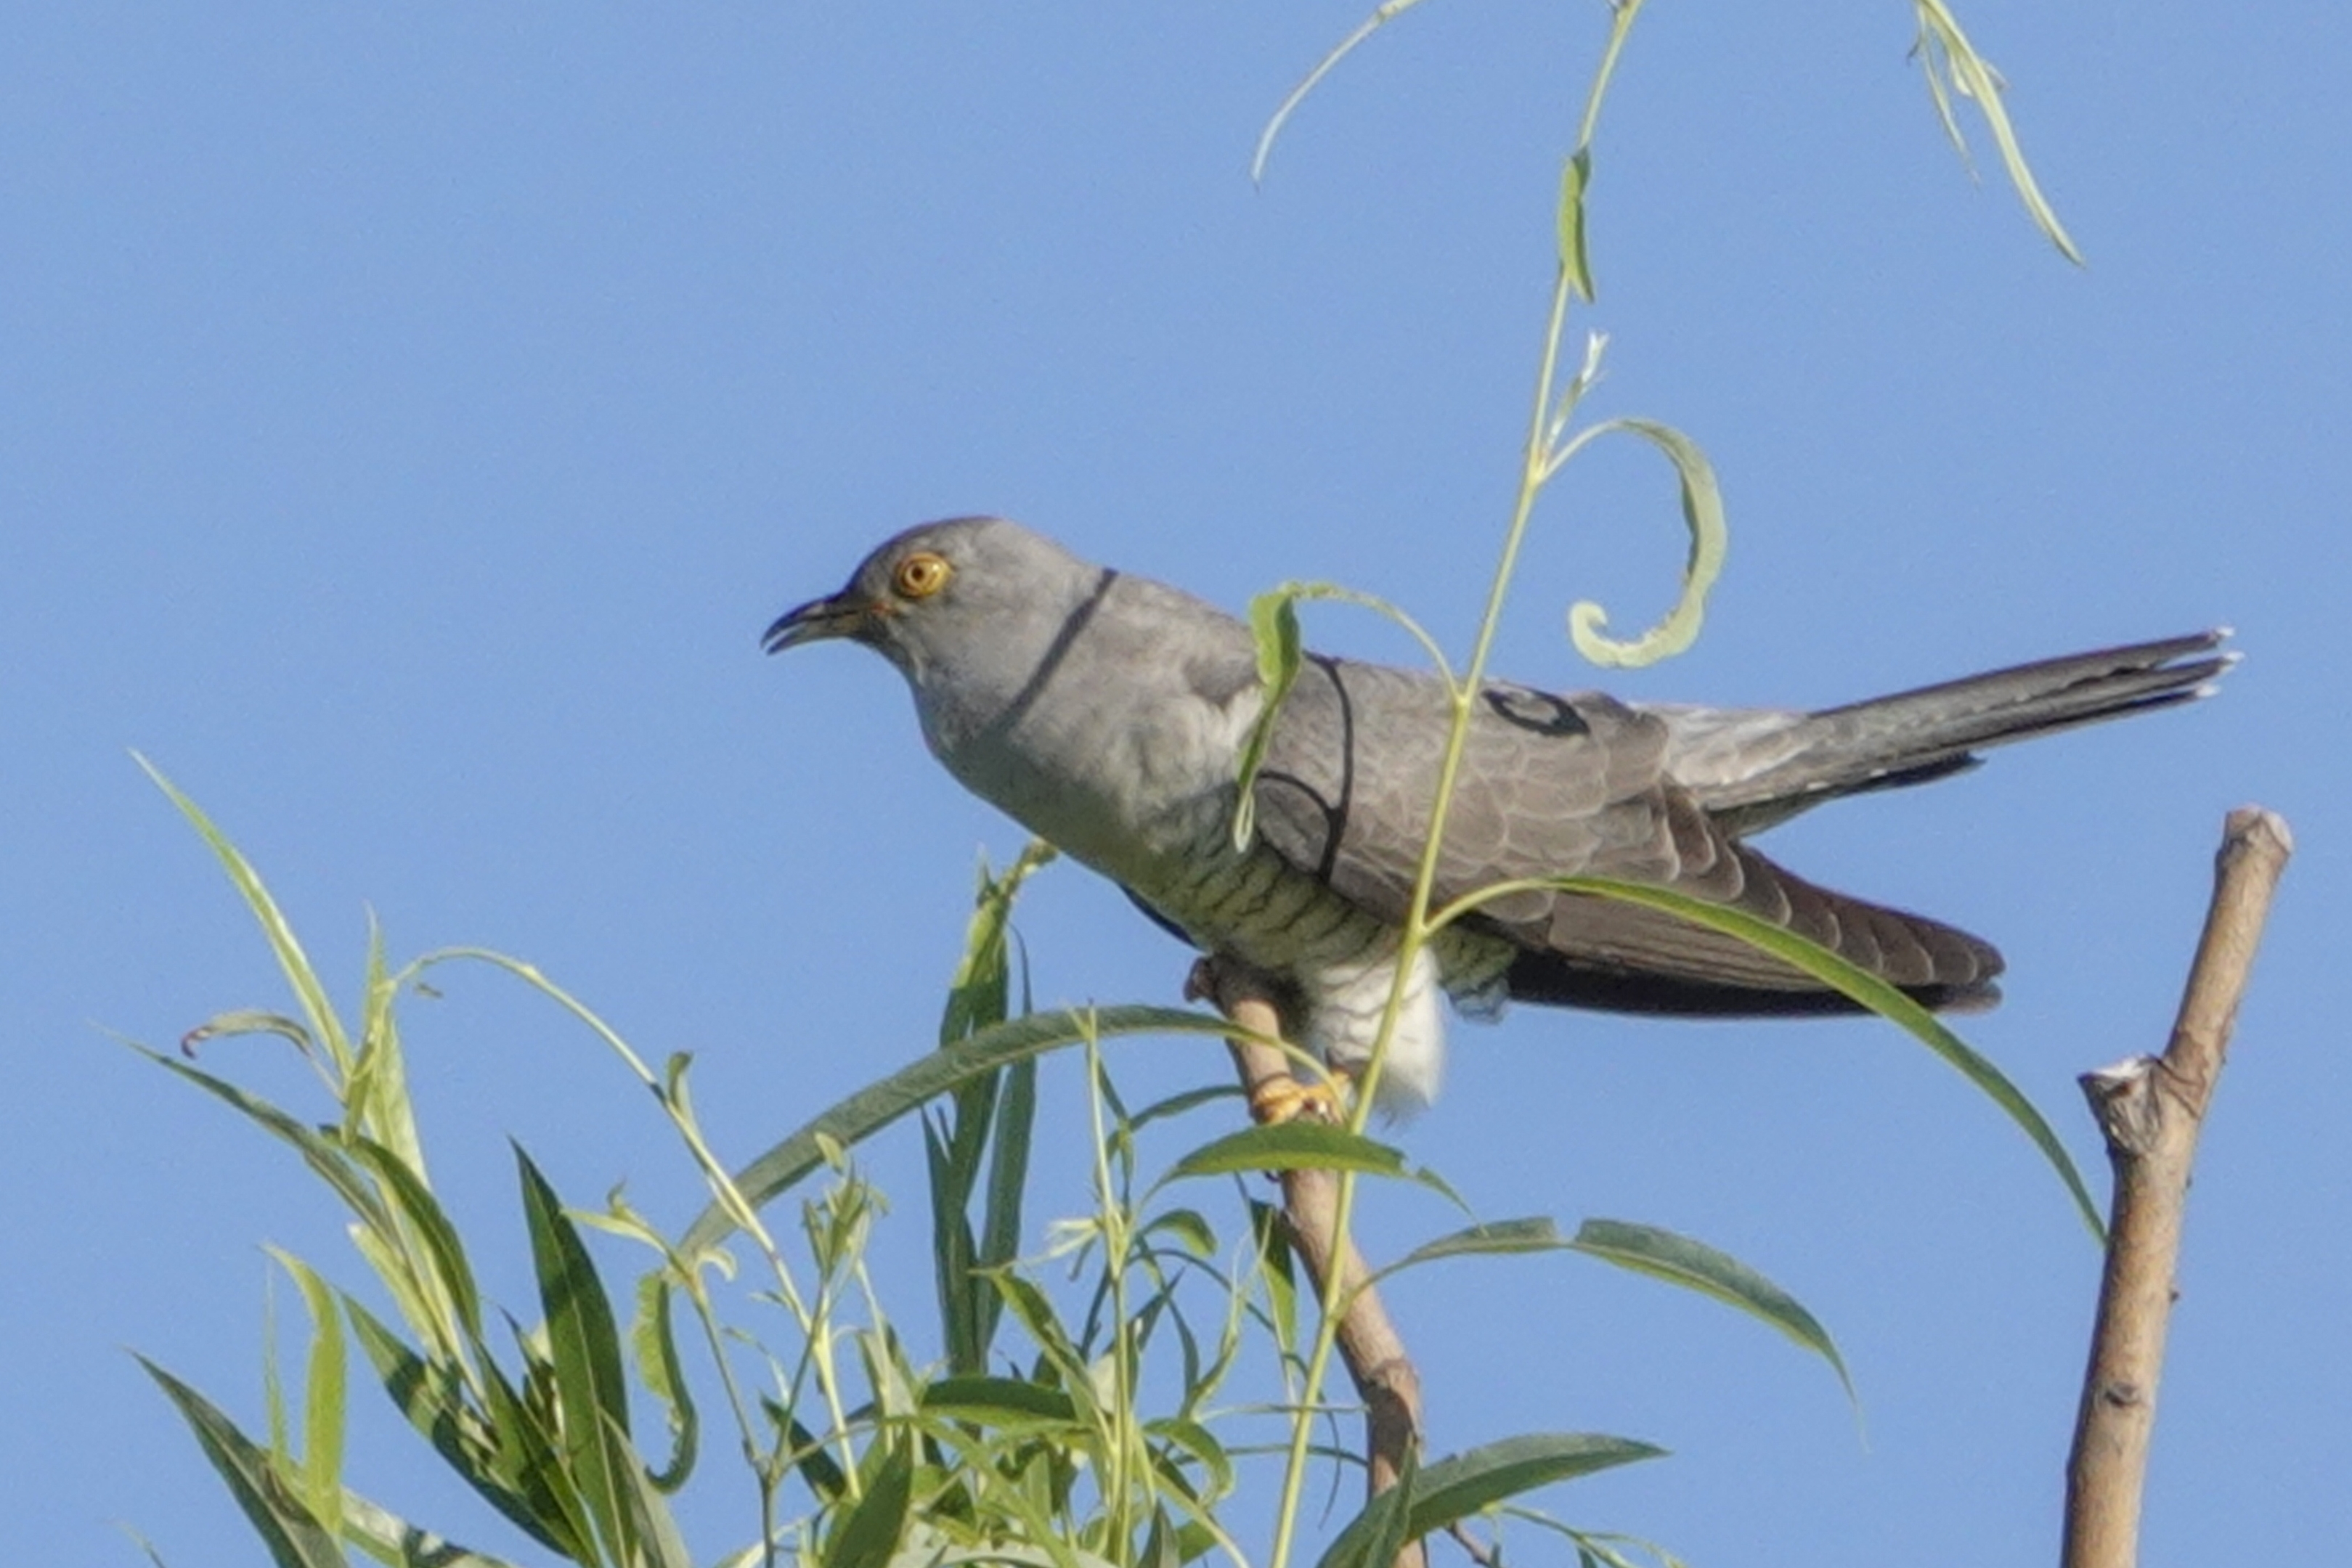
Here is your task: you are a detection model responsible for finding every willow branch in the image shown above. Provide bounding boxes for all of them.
[1188,957,1426,1568]
[2062,806,2292,1568]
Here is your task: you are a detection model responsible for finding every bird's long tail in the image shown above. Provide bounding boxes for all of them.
[1687,629,2234,833]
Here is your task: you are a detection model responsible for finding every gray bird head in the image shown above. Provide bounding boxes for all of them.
[764,516,1112,716]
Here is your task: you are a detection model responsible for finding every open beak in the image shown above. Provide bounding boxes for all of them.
[762,591,875,653]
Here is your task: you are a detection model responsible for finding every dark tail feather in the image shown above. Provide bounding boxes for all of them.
[1702,629,2233,830]
[1505,838,2004,1017]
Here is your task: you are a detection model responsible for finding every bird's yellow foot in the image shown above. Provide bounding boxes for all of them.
[1249,1073,1346,1125]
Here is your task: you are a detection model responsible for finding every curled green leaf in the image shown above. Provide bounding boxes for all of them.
[1555,417,1728,669]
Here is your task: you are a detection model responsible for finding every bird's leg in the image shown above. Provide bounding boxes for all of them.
[1188,953,1426,1568]
[1184,957,1349,1123]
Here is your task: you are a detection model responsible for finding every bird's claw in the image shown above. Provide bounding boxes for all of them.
[1249,1074,1345,1125]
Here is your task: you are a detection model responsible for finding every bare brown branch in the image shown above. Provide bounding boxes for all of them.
[2062,806,2292,1568]
[1188,956,1428,1568]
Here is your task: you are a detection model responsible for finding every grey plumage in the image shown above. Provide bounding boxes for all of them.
[767,517,2229,1113]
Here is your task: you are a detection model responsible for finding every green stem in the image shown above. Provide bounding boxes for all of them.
[1263,11,1645,1564]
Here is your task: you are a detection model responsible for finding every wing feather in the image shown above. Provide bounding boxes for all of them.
[1250,657,2001,1014]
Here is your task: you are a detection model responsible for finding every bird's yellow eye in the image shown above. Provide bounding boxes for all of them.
[892,551,952,600]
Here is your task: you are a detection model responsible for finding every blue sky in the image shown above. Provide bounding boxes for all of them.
[6,4,2345,1564]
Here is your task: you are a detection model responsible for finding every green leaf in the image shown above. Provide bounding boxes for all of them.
[1559,417,1727,669]
[264,1250,349,1532]
[1246,1199,1300,1357]
[823,1440,915,1568]
[1568,1219,1854,1405]
[973,1053,1038,1358]
[606,1410,694,1568]
[341,1299,574,1554]
[517,1147,638,1567]
[678,1005,1232,1257]
[1911,0,2084,263]
[1335,1447,1416,1568]
[1229,582,1458,849]
[138,756,354,1077]
[137,1357,348,1568]
[132,1047,391,1236]
[335,1487,519,1568]
[630,1269,699,1491]
[920,1376,1081,1426]
[180,1009,317,1057]
[1556,150,1595,302]
[929,846,1049,1376]
[1312,1433,1664,1568]
[1446,874,2104,1237]
[1161,1122,1411,1184]
[1142,1207,1218,1260]
[762,1397,850,1502]
[1375,1217,1567,1281]
[348,1136,482,1344]
[347,918,430,1183]
[1232,589,1306,849]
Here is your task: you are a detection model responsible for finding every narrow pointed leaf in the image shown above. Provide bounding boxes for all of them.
[341,1299,571,1553]
[264,1250,349,1531]
[921,1376,1081,1426]
[1570,1219,1853,1403]
[1311,1433,1664,1568]
[1163,1122,1409,1183]
[348,923,429,1180]
[1452,874,2103,1236]
[517,1147,636,1567]
[335,1489,518,1568]
[138,756,353,1074]
[1232,590,1306,849]
[606,1411,694,1568]
[824,1440,915,1568]
[138,1357,347,1568]
[1376,1218,1567,1283]
[349,1136,482,1342]
[1557,150,1595,301]
[133,1047,390,1233]
[1346,1447,1416,1568]
[679,1005,1229,1255]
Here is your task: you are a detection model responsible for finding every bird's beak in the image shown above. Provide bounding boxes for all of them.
[762,591,875,653]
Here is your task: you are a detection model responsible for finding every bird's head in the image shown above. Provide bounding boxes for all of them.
[764,517,1108,699]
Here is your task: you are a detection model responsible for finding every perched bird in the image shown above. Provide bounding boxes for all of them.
[766,517,2229,1114]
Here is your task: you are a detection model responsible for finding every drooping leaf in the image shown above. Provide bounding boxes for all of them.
[1569,1218,1853,1405]
[1375,1217,1568,1281]
[1441,874,2103,1236]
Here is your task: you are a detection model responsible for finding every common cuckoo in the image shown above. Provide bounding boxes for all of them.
[766,517,2229,1114]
